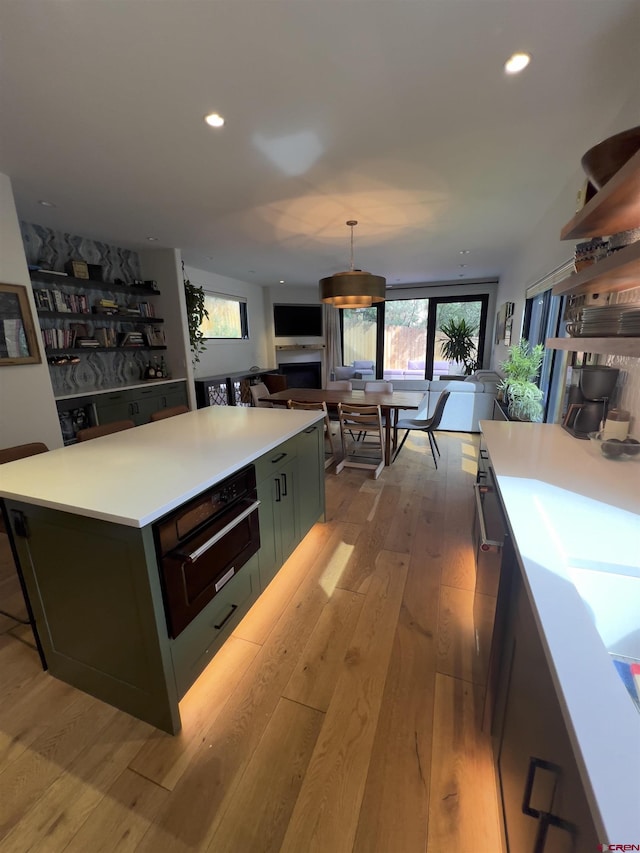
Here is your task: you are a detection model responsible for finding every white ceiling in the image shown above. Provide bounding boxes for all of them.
[1,1,639,292]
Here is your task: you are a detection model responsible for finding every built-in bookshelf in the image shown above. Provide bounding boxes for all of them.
[30,271,166,359]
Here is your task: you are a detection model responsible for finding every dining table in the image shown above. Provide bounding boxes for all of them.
[258,387,426,465]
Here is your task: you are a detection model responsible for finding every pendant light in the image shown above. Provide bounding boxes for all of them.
[319,220,386,309]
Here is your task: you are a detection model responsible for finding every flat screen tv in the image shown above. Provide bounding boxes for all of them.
[273,304,323,337]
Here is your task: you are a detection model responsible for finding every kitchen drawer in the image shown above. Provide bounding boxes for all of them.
[170,555,259,698]
[253,436,298,484]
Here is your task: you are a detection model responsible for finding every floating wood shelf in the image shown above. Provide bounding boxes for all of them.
[560,149,640,241]
[552,240,640,297]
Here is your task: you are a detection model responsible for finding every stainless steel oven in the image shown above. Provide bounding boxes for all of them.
[154,464,260,638]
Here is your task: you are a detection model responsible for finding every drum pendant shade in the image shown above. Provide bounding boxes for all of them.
[319,221,386,308]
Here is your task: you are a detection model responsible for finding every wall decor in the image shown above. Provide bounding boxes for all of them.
[495,301,515,345]
[0,283,42,365]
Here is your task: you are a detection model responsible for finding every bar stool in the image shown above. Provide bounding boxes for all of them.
[76,420,135,441]
[150,405,189,422]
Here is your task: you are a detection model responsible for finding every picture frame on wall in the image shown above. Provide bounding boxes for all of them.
[0,283,42,365]
[495,301,515,345]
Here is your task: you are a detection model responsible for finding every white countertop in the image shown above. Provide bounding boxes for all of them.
[0,407,323,528]
[481,421,640,842]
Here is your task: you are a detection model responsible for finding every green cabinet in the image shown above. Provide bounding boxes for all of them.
[92,381,188,427]
[493,562,599,851]
[255,421,324,592]
[256,450,298,591]
[295,422,324,536]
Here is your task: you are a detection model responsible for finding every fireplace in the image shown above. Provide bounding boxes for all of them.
[279,361,322,389]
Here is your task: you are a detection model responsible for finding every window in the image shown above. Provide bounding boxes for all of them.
[200,293,249,339]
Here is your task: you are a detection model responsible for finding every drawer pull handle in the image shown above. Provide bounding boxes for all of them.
[271,452,286,464]
[214,603,237,630]
[522,756,576,853]
[275,477,281,502]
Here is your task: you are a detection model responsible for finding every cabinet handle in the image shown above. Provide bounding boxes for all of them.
[479,449,489,460]
[271,452,287,464]
[281,472,288,496]
[214,603,237,630]
[303,426,316,434]
[523,756,576,853]
[275,477,281,502]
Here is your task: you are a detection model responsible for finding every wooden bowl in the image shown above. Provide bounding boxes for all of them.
[581,125,640,190]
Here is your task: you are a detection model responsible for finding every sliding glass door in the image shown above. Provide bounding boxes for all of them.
[341,294,489,381]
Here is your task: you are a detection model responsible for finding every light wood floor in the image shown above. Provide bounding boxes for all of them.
[0,431,502,853]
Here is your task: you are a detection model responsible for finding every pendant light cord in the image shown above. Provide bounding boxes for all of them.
[346,219,357,271]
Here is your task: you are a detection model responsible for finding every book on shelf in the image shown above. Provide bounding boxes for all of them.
[145,326,166,347]
[119,331,145,347]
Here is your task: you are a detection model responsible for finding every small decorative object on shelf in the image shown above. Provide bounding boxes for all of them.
[65,260,90,279]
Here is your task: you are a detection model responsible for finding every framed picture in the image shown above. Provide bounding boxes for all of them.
[0,283,42,365]
[495,301,515,345]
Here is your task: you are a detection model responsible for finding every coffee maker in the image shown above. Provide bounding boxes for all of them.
[563,366,619,438]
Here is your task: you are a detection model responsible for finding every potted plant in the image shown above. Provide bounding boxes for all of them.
[498,338,545,421]
[183,271,209,363]
[439,318,478,375]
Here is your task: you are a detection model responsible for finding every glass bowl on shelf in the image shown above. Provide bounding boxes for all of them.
[588,431,640,461]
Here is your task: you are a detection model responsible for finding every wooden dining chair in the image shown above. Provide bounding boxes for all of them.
[336,403,385,479]
[286,400,337,469]
[150,405,189,422]
[76,420,135,441]
[263,373,288,394]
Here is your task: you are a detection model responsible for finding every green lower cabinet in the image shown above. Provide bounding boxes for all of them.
[256,455,298,591]
[295,422,325,537]
[170,554,259,698]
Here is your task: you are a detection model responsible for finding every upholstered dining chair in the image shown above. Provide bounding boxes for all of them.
[150,405,189,422]
[393,390,451,468]
[287,400,337,469]
[76,420,135,441]
[250,382,273,408]
[325,380,352,391]
[336,403,385,479]
[363,380,393,393]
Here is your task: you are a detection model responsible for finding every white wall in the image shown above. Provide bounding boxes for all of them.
[0,173,63,449]
[185,266,270,378]
[139,248,195,408]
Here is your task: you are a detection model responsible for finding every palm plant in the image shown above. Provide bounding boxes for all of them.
[439,318,478,375]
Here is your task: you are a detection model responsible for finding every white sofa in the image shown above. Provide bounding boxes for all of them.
[349,371,501,432]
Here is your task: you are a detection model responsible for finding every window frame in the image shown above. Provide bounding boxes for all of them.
[200,291,249,341]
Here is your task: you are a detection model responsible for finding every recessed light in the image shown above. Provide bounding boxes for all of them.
[204,112,225,128]
[146,236,158,242]
[505,52,531,74]
[279,280,285,284]
[459,263,468,268]
[38,200,56,207]
[459,249,470,255]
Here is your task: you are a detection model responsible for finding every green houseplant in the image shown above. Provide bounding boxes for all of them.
[183,270,209,363]
[498,338,545,422]
[439,318,478,375]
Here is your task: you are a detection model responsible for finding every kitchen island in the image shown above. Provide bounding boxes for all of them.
[0,406,325,733]
[481,421,640,847]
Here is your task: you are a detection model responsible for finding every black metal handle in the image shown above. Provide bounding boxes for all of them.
[304,426,316,434]
[480,449,489,459]
[281,472,288,496]
[275,477,281,502]
[523,756,559,819]
[523,756,576,853]
[214,603,237,630]
[271,452,286,464]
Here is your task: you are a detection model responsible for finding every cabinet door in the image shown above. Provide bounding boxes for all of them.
[275,456,298,565]
[296,422,324,537]
[497,578,599,852]
[256,475,279,590]
[95,392,135,425]
[160,382,188,410]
